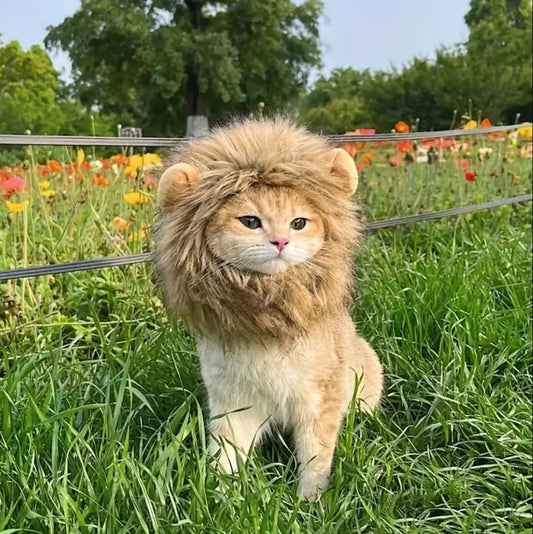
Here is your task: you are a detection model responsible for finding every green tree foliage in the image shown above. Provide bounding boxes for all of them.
[300,0,532,133]
[0,39,116,137]
[0,40,62,134]
[298,68,372,133]
[45,0,323,136]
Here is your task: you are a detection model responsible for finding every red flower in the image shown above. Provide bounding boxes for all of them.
[38,165,49,177]
[0,175,28,198]
[435,139,453,150]
[390,157,403,167]
[464,170,476,182]
[99,158,112,169]
[481,118,492,128]
[396,140,413,153]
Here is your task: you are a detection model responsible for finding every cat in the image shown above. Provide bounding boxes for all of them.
[153,118,383,501]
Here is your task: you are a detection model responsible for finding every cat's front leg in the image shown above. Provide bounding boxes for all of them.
[208,402,268,473]
[293,400,344,501]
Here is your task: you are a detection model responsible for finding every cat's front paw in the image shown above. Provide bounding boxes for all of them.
[297,471,330,502]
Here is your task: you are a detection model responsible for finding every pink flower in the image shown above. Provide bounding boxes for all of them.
[390,157,403,167]
[0,175,28,198]
[464,170,476,182]
[143,175,157,189]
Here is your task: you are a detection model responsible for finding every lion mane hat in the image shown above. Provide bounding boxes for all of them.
[153,118,361,342]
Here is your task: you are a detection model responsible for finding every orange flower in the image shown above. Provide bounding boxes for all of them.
[112,216,130,231]
[396,140,413,153]
[112,153,128,165]
[360,152,374,166]
[395,121,410,133]
[83,161,93,171]
[99,158,112,169]
[481,118,492,128]
[47,160,62,173]
[93,174,110,187]
[38,165,49,177]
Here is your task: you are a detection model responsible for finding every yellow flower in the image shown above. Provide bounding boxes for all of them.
[42,189,56,198]
[5,200,29,213]
[123,191,150,206]
[517,125,532,140]
[77,148,85,167]
[128,229,147,242]
[39,180,51,190]
[463,120,478,130]
[143,153,162,166]
[112,216,130,231]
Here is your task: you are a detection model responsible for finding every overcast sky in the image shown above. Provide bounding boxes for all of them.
[0,0,470,80]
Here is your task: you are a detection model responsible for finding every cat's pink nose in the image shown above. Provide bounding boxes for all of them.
[270,237,289,253]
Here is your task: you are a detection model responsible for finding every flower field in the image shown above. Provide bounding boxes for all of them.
[0,126,532,532]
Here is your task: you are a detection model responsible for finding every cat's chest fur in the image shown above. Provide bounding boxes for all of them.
[196,336,318,422]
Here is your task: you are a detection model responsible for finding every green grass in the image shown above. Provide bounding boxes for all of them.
[1,203,531,533]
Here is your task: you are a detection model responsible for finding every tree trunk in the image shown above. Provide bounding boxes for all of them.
[184,0,207,117]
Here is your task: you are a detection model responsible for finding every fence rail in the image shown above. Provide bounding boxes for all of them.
[1,194,531,282]
[0,123,529,147]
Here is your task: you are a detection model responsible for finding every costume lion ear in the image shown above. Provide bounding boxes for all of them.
[157,163,199,208]
[328,148,358,196]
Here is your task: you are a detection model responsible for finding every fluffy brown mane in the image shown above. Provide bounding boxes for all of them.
[153,118,361,343]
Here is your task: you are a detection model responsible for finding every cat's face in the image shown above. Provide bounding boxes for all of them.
[206,187,325,275]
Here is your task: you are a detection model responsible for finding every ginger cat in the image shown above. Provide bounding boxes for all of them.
[154,119,383,501]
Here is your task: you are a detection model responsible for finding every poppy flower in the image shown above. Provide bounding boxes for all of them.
[396,140,413,153]
[112,153,128,165]
[77,149,85,167]
[5,199,29,213]
[360,152,374,166]
[123,191,150,206]
[481,118,492,128]
[390,156,403,167]
[463,120,477,130]
[517,126,532,140]
[394,121,410,133]
[143,175,157,189]
[93,174,110,187]
[99,158,113,169]
[464,170,476,181]
[38,165,49,177]
[0,175,28,198]
[48,160,62,173]
[112,217,130,231]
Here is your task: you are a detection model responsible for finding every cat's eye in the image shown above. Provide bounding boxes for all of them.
[290,218,307,230]
[238,216,262,229]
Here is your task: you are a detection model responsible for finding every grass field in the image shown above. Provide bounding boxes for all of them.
[1,134,532,532]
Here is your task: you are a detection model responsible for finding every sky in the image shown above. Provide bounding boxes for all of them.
[0,0,470,80]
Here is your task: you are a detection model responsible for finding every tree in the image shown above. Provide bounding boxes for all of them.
[465,0,532,122]
[45,0,323,136]
[0,40,62,134]
[299,0,532,133]
[298,68,373,133]
[0,39,116,137]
